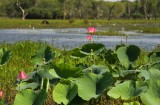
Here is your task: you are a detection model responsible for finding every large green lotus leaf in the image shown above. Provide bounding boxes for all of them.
[14,89,36,105]
[138,69,160,80]
[70,48,87,58]
[30,57,44,66]
[16,82,39,91]
[116,46,129,69]
[0,48,11,66]
[149,52,160,63]
[96,72,113,95]
[83,65,110,75]
[53,63,83,79]
[38,69,60,79]
[77,72,112,101]
[104,49,118,64]
[33,89,47,105]
[14,89,47,105]
[126,45,140,62]
[140,80,160,105]
[138,70,150,80]
[119,70,140,77]
[123,101,140,105]
[77,73,98,101]
[53,80,78,105]
[31,46,55,64]
[80,43,106,55]
[107,80,148,100]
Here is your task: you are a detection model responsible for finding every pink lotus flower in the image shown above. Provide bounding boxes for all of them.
[0,90,3,97]
[87,35,92,40]
[88,27,96,34]
[17,71,28,80]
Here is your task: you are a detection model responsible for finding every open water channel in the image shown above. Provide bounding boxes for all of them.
[0,28,160,50]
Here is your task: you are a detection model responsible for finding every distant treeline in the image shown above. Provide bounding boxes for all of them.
[0,0,160,20]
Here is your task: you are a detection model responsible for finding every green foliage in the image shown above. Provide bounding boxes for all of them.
[0,48,11,66]
[81,43,106,55]
[140,80,160,105]
[1,41,160,105]
[116,46,129,69]
[14,89,47,105]
[31,46,55,66]
[77,72,112,101]
[53,63,83,79]
[116,45,140,69]
[53,80,78,105]
[107,80,148,100]
[123,101,140,105]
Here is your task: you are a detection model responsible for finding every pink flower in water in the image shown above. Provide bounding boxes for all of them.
[87,35,92,40]
[0,90,3,98]
[17,71,28,80]
[88,27,96,34]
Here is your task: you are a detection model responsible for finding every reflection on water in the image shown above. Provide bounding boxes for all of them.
[0,28,160,50]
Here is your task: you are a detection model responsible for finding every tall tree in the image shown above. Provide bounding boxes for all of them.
[141,0,148,19]
[16,0,36,20]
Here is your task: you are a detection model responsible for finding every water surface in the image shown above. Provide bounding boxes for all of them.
[0,28,160,50]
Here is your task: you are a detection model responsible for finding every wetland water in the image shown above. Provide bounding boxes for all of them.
[0,28,160,50]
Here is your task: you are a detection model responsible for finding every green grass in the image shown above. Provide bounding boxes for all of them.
[1,18,160,33]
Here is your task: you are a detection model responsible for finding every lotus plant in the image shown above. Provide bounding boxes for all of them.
[17,71,28,80]
[88,27,96,34]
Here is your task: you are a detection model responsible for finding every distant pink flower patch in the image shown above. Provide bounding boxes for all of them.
[17,71,28,80]
[0,90,3,97]
[87,35,92,40]
[88,27,96,34]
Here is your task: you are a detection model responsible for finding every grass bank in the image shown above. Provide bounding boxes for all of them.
[0,18,160,33]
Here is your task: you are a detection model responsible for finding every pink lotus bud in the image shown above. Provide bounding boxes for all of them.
[17,71,28,80]
[0,90,3,97]
[87,35,92,40]
[88,27,96,34]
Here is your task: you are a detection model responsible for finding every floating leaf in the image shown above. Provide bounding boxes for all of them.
[107,80,148,100]
[53,80,78,105]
